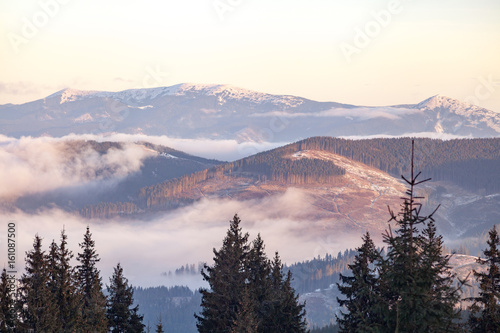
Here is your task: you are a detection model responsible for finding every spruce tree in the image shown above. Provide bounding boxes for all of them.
[49,229,83,331]
[266,252,308,333]
[106,262,144,333]
[76,226,108,332]
[0,268,17,332]
[419,219,460,332]
[47,240,63,332]
[336,232,382,332]
[246,233,271,332]
[129,305,146,333]
[468,225,500,332]
[155,317,165,333]
[196,214,250,333]
[18,235,60,332]
[377,140,460,331]
[197,214,307,332]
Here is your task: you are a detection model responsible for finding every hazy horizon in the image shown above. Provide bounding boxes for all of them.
[1,0,499,112]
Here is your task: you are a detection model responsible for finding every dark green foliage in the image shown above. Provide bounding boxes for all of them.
[196,214,307,333]
[49,229,83,331]
[196,214,250,333]
[419,220,461,331]
[279,270,309,332]
[0,269,17,332]
[76,226,108,332]
[246,234,271,331]
[378,141,459,332]
[106,263,145,333]
[258,252,308,333]
[130,306,146,333]
[18,235,60,332]
[336,232,382,332]
[468,226,500,332]
[375,141,460,332]
[337,141,461,332]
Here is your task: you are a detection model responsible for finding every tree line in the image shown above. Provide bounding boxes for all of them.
[287,251,357,294]
[0,227,155,332]
[80,137,499,218]
[335,141,500,332]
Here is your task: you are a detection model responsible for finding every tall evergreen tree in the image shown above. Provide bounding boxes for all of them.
[468,225,500,332]
[246,233,271,332]
[197,214,307,332]
[266,252,308,333]
[48,229,83,332]
[336,232,382,332]
[196,214,250,333]
[377,140,460,331]
[76,226,108,332]
[106,262,144,333]
[0,268,17,332]
[47,240,64,332]
[18,235,60,332]
[419,220,460,332]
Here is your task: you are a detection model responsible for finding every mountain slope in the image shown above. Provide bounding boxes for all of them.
[1,84,498,140]
[77,137,500,239]
[13,141,222,213]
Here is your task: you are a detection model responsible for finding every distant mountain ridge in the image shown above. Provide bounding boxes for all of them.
[0,84,498,139]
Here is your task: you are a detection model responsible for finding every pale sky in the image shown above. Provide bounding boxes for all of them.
[1,0,499,111]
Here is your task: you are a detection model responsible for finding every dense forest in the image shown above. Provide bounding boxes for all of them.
[0,227,146,332]
[291,137,500,192]
[80,137,500,218]
[133,286,201,333]
[287,251,357,294]
[5,142,500,331]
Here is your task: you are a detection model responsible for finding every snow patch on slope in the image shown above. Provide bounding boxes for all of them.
[74,113,94,123]
[288,150,405,195]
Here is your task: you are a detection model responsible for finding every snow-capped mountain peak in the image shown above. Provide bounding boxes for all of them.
[47,88,98,104]
[4,84,499,139]
[416,94,469,110]
[44,83,305,108]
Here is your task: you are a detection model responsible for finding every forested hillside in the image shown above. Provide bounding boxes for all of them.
[290,137,500,193]
[80,137,500,218]
[287,251,356,294]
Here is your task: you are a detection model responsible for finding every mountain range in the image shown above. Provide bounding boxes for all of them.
[1,83,499,140]
[2,84,499,330]
[10,136,498,241]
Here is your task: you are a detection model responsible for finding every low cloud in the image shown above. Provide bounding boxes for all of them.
[0,135,155,200]
[54,133,286,161]
[250,107,421,120]
[339,132,472,140]
[0,189,369,289]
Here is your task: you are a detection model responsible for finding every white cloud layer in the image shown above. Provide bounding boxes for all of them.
[251,107,422,120]
[0,135,155,200]
[0,189,369,289]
